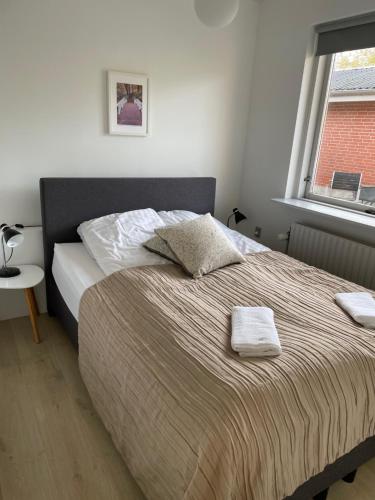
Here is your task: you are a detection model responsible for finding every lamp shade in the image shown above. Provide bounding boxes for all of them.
[194,0,240,28]
[3,227,24,248]
[234,209,246,224]
[227,208,247,227]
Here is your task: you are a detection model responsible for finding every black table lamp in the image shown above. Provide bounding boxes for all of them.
[227,208,247,228]
[0,223,24,278]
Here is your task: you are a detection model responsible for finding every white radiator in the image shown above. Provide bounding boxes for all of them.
[288,223,375,290]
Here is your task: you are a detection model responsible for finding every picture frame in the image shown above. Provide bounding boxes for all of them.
[108,71,149,136]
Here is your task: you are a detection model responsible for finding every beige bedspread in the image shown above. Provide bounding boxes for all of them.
[79,251,375,500]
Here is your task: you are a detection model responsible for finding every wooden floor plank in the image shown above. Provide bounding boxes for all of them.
[1,315,144,500]
[1,314,374,499]
[0,320,19,368]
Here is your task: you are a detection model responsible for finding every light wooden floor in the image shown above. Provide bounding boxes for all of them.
[0,314,144,500]
[0,315,374,500]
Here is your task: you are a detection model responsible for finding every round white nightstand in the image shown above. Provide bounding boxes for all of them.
[0,265,44,343]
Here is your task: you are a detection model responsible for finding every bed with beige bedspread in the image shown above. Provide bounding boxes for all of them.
[79,251,375,500]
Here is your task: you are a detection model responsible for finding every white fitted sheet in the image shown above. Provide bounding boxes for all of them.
[52,243,105,320]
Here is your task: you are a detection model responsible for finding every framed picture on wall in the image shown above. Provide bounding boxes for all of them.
[108,71,149,136]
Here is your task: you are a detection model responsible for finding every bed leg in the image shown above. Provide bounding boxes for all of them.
[313,488,329,500]
[342,469,357,483]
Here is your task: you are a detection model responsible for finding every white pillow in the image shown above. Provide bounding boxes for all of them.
[77,224,96,259]
[158,210,269,255]
[157,210,198,225]
[77,209,168,275]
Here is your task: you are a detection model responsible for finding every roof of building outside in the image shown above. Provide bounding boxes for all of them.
[332,67,375,92]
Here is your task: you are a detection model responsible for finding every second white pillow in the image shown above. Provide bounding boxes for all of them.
[77,208,168,275]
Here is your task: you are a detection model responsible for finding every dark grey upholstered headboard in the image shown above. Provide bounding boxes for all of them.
[40,177,216,320]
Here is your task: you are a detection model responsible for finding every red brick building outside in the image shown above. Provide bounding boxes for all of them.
[313,67,375,200]
[316,101,375,186]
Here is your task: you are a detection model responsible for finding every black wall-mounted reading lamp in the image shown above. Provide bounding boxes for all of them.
[0,223,24,278]
[227,208,247,228]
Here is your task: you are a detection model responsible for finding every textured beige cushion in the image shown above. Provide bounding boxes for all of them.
[155,213,245,278]
[143,235,181,264]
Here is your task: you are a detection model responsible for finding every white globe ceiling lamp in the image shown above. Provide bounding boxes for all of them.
[194,0,240,28]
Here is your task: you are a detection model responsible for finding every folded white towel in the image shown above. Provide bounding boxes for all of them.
[335,292,375,329]
[231,306,281,357]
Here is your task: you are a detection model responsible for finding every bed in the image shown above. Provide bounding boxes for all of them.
[40,177,375,500]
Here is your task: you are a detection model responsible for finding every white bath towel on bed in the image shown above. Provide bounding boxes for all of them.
[335,292,375,329]
[231,306,282,357]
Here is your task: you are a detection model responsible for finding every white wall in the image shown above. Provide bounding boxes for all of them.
[0,0,260,319]
[239,0,375,251]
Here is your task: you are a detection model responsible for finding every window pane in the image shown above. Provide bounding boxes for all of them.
[310,48,375,208]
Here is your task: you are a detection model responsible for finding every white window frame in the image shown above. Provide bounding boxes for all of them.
[302,52,375,214]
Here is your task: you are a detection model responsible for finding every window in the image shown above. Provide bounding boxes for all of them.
[304,15,375,214]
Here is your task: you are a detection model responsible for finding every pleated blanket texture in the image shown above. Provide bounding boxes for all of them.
[79,251,375,500]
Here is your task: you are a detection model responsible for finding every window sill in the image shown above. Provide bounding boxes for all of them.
[272,198,375,229]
